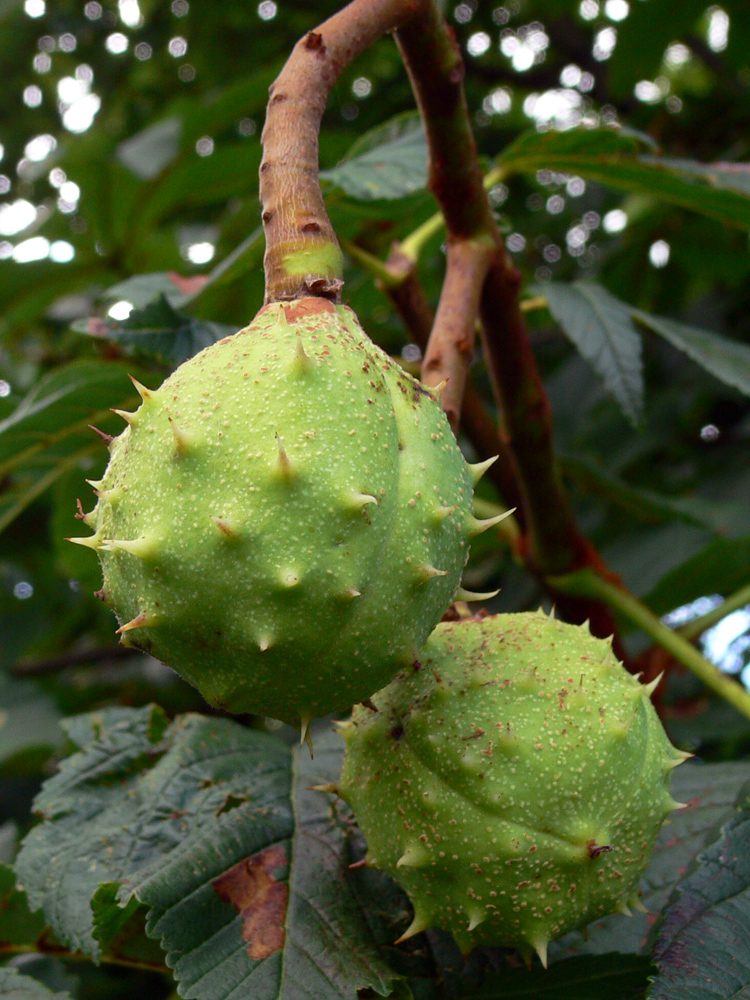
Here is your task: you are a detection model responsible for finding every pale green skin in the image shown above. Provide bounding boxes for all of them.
[338,612,684,957]
[85,299,474,725]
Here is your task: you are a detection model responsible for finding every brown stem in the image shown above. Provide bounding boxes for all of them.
[382,246,524,519]
[395,8,497,428]
[421,238,495,430]
[395,8,623,644]
[396,10,494,241]
[260,0,424,302]
[478,257,584,574]
[13,645,139,677]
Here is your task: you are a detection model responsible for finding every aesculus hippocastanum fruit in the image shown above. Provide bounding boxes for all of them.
[71,298,503,730]
[337,611,688,965]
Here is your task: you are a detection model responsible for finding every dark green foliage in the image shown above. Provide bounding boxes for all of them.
[2,0,750,997]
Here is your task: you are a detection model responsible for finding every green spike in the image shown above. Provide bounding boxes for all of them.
[666,750,693,770]
[494,727,519,756]
[331,719,355,740]
[128,375,153,401]
[76,496,95,525]
[432,504,458,525]
[66,533,102,551]
[606,709,637,739]
[394,909,431,944]
[338,586,362,600]
[629,894,649,914]
[116,609,159,634]
[299,711,314,756]
[343,490,378,511]
[615,899,633,917]
[311,782,338,794]
[168,417,193,454]
[111,407,136,426]
[100,535,157,559]
[415,564,448,585]
[291,334,314,375]
[467,455,498,485]
[642,673,663,697]
[465,509,514,538]
[532,937,549,969]
[466,908,486,932]
[668,798,688,812]
[396,841,431,869]
[275,433,295,482]
[455,586,500,602]
[278,568,301,589]
[257,633,274,653]
[93,486,121,503]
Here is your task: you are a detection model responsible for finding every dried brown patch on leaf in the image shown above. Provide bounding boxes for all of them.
[212,844,288,960]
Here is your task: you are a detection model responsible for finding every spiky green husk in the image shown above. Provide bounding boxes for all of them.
[337,612,686,962]
[74,299,489,726]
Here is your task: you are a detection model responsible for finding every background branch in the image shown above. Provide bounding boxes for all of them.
[394,5,624,646]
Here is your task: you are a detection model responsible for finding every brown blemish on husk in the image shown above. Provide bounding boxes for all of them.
[283,298,336,324]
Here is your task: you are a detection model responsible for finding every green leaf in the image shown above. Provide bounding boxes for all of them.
[643,538,750,618]
[75,296,234,366]
[321,112,428,200]
[137,145,263,230]
[648,792,750,999]
[551,762,750,960]
[0,673,63,773]
[177,67,280,147]
[605,0,707,96]
[466,954,653,998]
[498,128,750,231]
[0,361,137,474]
[0,968,73,1000]
[0,361,140,535]
[99,272,188,309]
[0,862,47,948]
[560,453,723,529]
[15,707,398,999]
[535,282,644,425]
[116,117,182,181]
[182,228,265,312]
[633,309,750,396]
[665,699,750,747]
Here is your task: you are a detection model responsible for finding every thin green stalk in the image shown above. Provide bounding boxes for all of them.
[519,296,548,313]
[679,584,750,642]
[0,443,101,534]
[548,567,750,721]
[0,404,129,479]
[399,210,448,263]
[0,942,166,974]
[340,238,400,287]
[399,166,509,265]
